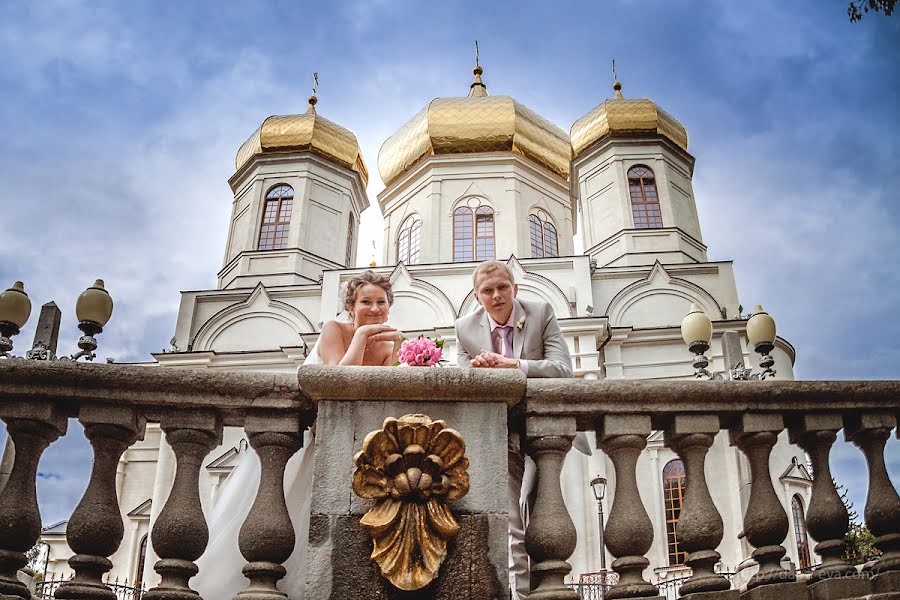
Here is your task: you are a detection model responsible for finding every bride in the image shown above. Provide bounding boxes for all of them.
[193,270,399,599]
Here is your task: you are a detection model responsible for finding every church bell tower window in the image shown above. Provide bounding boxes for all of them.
[663,458,687,566]
[258,184,294,251]
[528,211,559,258]
[628,166,663,229]
[397,215,422,265]
[454,199,495,262]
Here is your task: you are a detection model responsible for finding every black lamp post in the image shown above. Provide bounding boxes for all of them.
[590,475,608,595]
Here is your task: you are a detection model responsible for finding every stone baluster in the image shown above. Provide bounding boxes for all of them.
[729,414,796,592]
[0,404,67,600]
[234,412,303,600]
[598,415,660,599]
[144,412,221,600]
[523,415,579,600]
[55,405,145,600]
[664,415,735,599]
[846,411,900,593]
[788,414,858,585]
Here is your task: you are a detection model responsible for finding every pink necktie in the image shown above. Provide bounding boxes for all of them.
[495,326,514,358]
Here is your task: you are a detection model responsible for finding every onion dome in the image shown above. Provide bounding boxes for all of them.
[570,77,688,158]
[235,94,368,186]
[378,64,571,187]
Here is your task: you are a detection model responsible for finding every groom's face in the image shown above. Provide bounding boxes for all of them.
[474,271,518,324]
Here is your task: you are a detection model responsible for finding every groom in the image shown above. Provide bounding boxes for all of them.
[455,260,574,600]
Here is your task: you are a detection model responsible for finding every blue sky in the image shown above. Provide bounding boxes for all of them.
[1,0,897,532]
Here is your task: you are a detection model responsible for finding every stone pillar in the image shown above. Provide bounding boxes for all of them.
[524,416,579,600]
[729,414,801,598]
[789,416,856,576]
[56,405,145,600]
[0,403,67,599]
[234,412,303,600]
[598,415,662,600]
[299,365,517,599]
[144,412,221,600]
[846,412,900,595]
[664,415,736,599]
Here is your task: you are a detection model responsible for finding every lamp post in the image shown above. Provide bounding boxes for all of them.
[0,279,113,361]
[590,475,608,596]
[680,303,776,380]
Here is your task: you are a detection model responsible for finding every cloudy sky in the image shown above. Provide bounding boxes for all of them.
[1,0,897,532]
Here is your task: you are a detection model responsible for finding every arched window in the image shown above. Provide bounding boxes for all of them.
[628,166,663,229]
[453,199,495,262]
[258,184,294,250]
[135,534,148,587]
[528,210,559,258]
[663,459,687,566]
[397,215,422,264]
[792,495,811,569]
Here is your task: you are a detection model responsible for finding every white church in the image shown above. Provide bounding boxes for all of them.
[40,63,814,593]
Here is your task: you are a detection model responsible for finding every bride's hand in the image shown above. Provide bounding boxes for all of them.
[355,324,397,343]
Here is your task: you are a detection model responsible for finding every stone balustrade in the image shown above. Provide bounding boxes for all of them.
[0,360,897,600]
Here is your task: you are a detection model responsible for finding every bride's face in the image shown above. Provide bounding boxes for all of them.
[352,284,390,327]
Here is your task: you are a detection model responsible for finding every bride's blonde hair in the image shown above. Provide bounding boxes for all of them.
[342,270,394,311]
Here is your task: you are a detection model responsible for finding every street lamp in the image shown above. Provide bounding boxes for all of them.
[0,279,113,361]
[590,475,608,592]
[680,303,776,380]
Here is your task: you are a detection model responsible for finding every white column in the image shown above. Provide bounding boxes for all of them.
[143,431,176,587]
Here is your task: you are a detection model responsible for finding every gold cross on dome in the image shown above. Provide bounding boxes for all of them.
[475,40,479,67]
[312,72,319,96]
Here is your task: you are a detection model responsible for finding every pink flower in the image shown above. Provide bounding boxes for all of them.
[397,336,444,367]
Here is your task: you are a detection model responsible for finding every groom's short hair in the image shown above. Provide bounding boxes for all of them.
[472,260,515,289]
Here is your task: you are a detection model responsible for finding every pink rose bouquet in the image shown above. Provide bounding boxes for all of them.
[396,335,445,367]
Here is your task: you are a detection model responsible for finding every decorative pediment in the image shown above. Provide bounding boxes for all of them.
[127,499,152,519]
[606,262,720,328]
[779,457,813,482]
[191,283,316,352]
[206,446,242,472]
[451,182,492,209]
[458,256,574,318]
[386,264,457,330]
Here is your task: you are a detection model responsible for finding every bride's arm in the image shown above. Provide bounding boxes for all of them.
[382,337,402,366]
[319,321,395,366]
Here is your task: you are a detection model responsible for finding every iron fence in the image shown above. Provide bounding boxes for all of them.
[35,577,145,600]
[567,572,736,600]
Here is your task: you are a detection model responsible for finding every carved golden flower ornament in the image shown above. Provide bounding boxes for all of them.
[352,414,469,590]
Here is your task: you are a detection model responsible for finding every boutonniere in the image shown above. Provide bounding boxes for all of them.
[516,316,526,330]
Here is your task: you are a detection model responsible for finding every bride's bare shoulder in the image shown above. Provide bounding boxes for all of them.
[321,320,352,335]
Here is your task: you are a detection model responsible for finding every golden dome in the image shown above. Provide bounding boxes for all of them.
[570,80,688,158]
[235,96,368,186]
[378,66,571,187]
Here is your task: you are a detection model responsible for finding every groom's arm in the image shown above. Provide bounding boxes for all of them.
[454,323,473,368]
[521,304,573,378]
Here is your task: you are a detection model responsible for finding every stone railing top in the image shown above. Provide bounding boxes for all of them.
[526,378,900,430]
[0,359,309,426]
[297,364,526,405]
[3,359,898,431]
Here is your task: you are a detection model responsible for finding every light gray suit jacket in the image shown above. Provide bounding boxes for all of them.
[455,297,572,378]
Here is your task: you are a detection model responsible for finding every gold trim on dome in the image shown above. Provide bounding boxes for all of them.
[378,95,571,187]
[235,111,368,186]
[570,98,689,158]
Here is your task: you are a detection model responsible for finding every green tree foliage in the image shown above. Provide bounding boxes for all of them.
[848,0,897,21]
[835,481,881,564]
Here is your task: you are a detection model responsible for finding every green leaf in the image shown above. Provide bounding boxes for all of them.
[392,361,401,366]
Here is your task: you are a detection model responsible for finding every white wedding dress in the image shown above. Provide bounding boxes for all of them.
[193,326,330,599]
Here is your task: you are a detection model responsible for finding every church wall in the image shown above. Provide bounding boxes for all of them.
[378,154,571,266]
[573,138,706,268]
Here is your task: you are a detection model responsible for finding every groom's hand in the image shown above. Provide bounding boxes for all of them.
[470,351,519,369]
